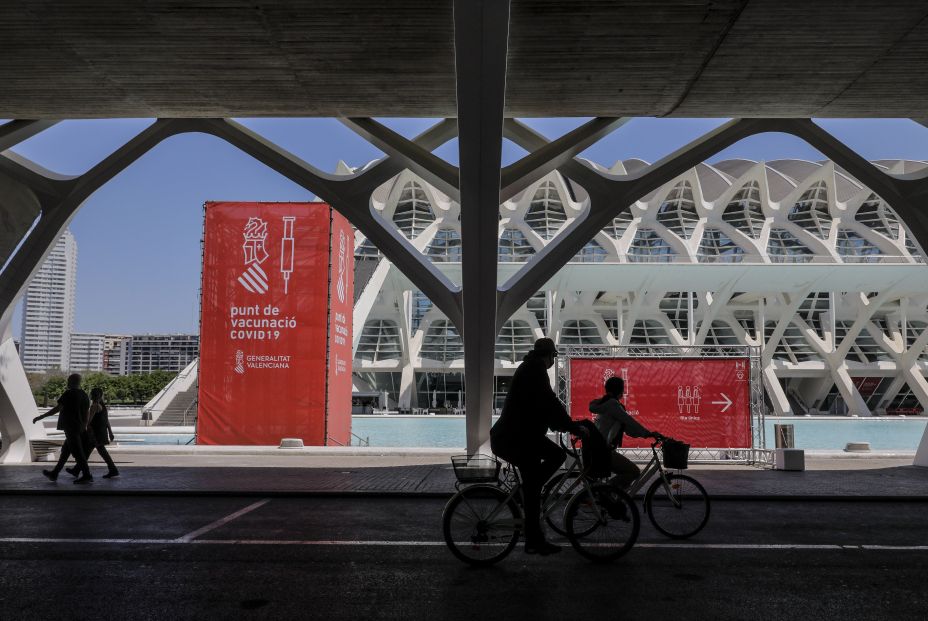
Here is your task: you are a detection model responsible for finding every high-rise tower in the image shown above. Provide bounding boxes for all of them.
[20,230,78,373]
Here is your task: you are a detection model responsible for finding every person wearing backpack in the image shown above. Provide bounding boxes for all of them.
[589,376,661,488]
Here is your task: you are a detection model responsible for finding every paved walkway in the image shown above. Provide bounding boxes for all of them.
[1,452,925,499]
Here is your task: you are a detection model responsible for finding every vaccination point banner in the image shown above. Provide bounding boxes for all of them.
[198,202,353,446]
[569,357,752,448]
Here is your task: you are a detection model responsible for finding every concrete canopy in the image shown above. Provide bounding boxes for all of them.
[1,1,928,119]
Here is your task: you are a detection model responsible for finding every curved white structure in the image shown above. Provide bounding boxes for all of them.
[352,159,928,427]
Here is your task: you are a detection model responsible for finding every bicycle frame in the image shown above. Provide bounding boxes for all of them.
[625,441,683,509]
[539,437,598,520]
[454,436,607,531]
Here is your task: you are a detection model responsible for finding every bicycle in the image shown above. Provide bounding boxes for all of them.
[542,434,710,540]
[441,439,640,565]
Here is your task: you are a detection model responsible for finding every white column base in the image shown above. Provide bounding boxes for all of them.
[0,334,45,463]
[915,423,928,467]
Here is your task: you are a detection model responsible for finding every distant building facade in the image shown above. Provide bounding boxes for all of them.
[20,231,78,373]
[126,334,199,374]
[103,335,131,375]
[68,333,196,376]
[352,162,928,417]
[69,333,106,372]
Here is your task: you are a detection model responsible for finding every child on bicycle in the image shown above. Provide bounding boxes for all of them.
[589,376,661,489]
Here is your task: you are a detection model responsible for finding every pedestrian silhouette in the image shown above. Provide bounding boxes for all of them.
[490,337,588,556]
[66,387,119,479]
[33,373,93,484]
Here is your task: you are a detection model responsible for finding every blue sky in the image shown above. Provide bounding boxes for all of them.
[4,117,928,338]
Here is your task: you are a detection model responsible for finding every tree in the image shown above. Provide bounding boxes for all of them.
[32,371,177,405]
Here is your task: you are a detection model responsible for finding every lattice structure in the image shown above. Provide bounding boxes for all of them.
[351,160,928,419]
[3,107,928,459]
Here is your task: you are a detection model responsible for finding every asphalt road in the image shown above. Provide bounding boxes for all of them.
[1,495,926,620]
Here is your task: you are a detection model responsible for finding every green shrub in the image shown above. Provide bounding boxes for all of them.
[32,370,177,405]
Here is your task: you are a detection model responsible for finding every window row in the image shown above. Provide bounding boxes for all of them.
[357,314,927,363]
[359,225,905,263]
[382,181,915,257]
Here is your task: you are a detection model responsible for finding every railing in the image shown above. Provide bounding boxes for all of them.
[492,254,926,265]
[181,398,197,426]
[326,432,370,447]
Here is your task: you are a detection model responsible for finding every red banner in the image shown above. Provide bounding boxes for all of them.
[325,210,354,445]
[198,202,352,445]
[569,357,752,448]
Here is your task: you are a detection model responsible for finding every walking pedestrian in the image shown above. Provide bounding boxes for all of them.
[33,373,93,484]
[66,387,119,479]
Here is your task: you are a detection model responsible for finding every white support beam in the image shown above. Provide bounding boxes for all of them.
[340,117,461,202]
[453,0,510,455]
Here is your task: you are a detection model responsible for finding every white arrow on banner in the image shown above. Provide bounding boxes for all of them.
[711,393,732,413]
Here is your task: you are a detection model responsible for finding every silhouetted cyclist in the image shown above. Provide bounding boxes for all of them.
[491,338,588,556]
[589,376,660,488]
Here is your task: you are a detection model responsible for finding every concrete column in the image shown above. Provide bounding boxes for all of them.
[762,366,790,416]
[453,0,510,455]
[398,365,416,410]
[0,169,47,462]
[829,363,871,416]
[0,315,45,463]
[902,364,928,468]
[899,362,928,415]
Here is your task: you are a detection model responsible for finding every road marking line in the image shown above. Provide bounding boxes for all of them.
[0,538,175,544]
[194,540,448,546]
[175,499,271,542]
[636,543,846,550]
[0,537,927,550]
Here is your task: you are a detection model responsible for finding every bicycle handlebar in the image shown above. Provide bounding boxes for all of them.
[563,429,677,451]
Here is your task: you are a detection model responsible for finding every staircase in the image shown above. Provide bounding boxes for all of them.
[153,383,198,426]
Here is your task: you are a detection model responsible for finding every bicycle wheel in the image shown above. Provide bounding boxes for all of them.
[541,471,580,537]
[442,485,522,566]
[644,474,710,539]
[564,483,639,563]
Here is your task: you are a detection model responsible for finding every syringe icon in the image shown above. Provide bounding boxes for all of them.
[280,217,295,294]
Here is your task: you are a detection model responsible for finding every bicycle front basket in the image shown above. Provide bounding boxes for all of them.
[451,454,502,484]
[662,439,690,470]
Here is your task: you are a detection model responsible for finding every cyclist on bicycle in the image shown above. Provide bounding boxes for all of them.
[490,337,589,556]
[589,376,661,489]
